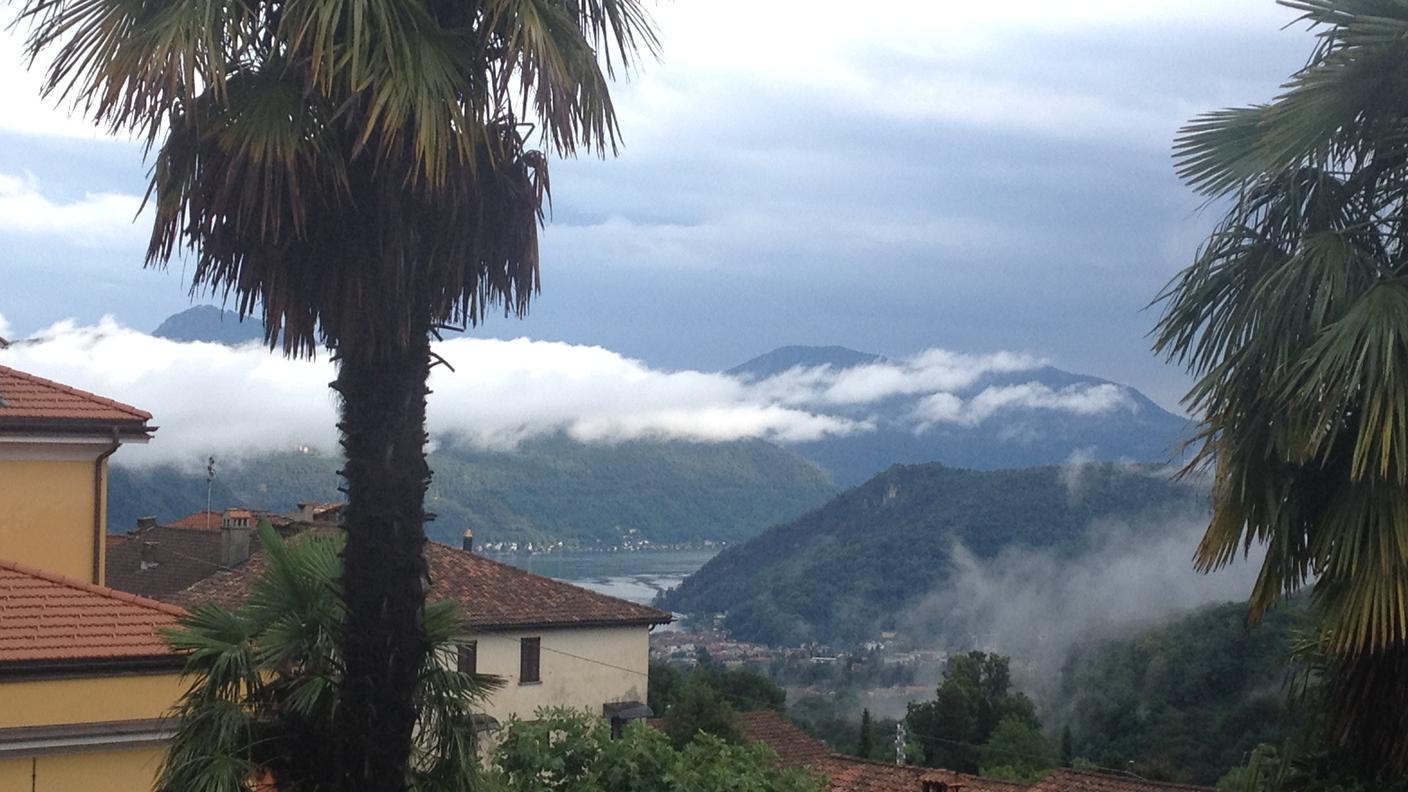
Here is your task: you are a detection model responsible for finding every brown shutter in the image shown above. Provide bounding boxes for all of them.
[458,641,477,675]
[520,637,541,683]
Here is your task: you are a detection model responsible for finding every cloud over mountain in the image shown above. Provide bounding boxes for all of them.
[0,317,1141,466]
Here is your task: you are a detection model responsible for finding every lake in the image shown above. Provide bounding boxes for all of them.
[489,549,717,608]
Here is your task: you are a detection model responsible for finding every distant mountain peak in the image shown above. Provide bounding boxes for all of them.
[728,345,884,379]
[153,306,266,346]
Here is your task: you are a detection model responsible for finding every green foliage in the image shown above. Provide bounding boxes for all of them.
[109,436,837,547]
[490,709,824,792]
[979,715,1057,783]
[1055,601,1306,785]
[662,681,743,748]
[158,523,499,792]
[906,652,1041,774]
[660,462,1204,645]
[649,661,787,717]
[1160,0,1408,772]
[857,709,874,759]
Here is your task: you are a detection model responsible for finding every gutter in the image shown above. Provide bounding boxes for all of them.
[0,718,176,759]
[91,430,120,585]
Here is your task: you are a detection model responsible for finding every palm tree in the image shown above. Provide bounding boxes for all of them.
[160,523,500,791]
[1156,0,1408,771]
[15,0,654,788]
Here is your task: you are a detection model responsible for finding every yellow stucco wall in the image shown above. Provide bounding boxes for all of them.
[0,745,165,792]
[0,674,182,792]
[0,673,184,729]
[0,457,105,583]
[467,626,651,724]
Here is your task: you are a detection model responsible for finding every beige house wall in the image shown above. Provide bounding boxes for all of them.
[467,625,651,724]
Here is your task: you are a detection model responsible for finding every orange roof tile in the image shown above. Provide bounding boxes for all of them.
[739,710,833,768]
[0,558,184,666]
[174,538,673,631]
[165,511,225,531]
[1027,770,1211,792]
[0,365,152,433]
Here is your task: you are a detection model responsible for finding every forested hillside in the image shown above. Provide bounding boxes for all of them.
[658,462,1205,644]
[109,434,838,547]
[1056,599,1308,785]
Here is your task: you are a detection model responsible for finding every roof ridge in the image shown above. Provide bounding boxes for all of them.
[1046,767,1213,790]
[0,557,187,618]
[0,364,153,421]
[426,540,673,621]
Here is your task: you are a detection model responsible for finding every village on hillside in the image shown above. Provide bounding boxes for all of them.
[0,366,1219,791]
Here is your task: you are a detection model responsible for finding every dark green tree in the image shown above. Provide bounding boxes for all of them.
[858,709,875,759]
[662,680,743,748]
[16,0,656,788]
[1060,726,1074,768]
[648,661,684,716]
[979,715,1057,783]
[1158,0,1408,774]
[906,651,1039,772]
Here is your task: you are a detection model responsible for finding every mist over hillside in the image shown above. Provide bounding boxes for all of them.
[657,461,1241,655]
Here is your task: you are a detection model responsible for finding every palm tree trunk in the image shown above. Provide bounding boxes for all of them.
[332,312,433,792]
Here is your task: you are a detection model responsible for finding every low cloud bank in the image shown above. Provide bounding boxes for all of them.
[898,503,1258,701]
[1,316,1141,466]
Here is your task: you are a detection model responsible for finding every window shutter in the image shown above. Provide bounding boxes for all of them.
[520,637,541,683]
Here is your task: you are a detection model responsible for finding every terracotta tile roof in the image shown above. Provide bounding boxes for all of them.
[0,558,184,665]
[1027,770,1211,792]
[736,711,1029,792]
[165,511,225,531]
[174,538,673,631]
[739,710,834,768]
[0,365,153,434]
[106,526,230,601]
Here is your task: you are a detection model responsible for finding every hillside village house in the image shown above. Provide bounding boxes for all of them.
[0,365,185,791]
[0,361,670,790]
[165,526,672,732]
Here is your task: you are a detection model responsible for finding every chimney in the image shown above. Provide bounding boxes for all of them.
[140,541,159,570]
[136,516,158,532]
[462,529,474,553]
[221,519,252,567]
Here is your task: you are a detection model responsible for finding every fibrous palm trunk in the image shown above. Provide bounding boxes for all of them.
[332,298,434,792]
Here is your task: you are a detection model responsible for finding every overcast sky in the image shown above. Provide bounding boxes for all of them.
[0,1,1312,410]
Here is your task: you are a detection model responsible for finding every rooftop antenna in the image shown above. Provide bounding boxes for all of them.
[205,455,217,531]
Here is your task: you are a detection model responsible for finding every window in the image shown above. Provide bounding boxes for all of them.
[519,637,541,684]
[458,641,477,675]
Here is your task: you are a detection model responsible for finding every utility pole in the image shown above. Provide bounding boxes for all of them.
[205,456,217,531]
[895,721,906,766]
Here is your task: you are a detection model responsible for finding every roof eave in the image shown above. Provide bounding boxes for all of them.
[469,615,673,633]
[0,654,185,681]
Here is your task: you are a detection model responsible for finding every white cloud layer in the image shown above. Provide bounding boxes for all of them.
[0,318,1140,466]
[0,172,146,245]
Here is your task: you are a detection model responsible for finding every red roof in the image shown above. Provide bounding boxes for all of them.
[1028,770,1211,792]
[165,511,225,531]
[0,558,184,665]
[737,711,1030,792]
[0,365,152,434]
[739,710,834,768]
[175,539,673,631]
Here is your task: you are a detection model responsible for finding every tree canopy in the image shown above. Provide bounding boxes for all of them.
[1158,0,1408,771]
